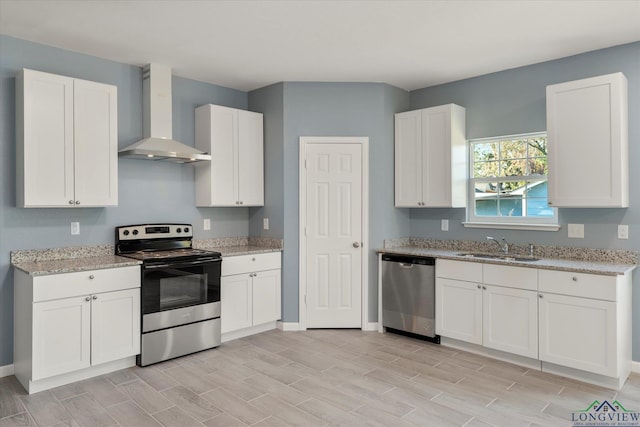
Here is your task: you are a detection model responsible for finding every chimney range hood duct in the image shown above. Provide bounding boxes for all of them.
[119,64,211,163]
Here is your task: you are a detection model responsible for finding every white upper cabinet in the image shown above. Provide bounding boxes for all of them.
[546,72,628,208]
[395,104,466,208]
[16,69,118,208]
[195,104,264,207]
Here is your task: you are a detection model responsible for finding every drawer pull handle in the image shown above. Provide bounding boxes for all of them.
[85,296,91,301]
[572,276,578,282]
[89,275,95,280]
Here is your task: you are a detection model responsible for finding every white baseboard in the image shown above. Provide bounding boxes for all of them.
[0,364,14,378]
[277,321,302,331]
[632,361,640,374]
[363,322,378,332]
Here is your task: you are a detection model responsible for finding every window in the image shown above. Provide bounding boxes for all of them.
[465,132,558,230]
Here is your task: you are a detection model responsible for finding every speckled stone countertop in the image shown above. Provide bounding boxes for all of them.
[379,238,637,276]
[11,245,141,277]
[11,237,283,276]
[194,237,283,257]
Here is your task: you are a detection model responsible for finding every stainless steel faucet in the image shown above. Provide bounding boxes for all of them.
[487,236,509,254]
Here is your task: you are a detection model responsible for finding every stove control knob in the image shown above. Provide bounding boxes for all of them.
[123,230,130,236]
[176,228,182,233]
[184,227,190,233]
[132,230,139,236]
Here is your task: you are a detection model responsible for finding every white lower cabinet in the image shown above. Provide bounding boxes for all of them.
[435,258,632,389]
[483,285,538,359]
[14,266,140,393]
[539,292,616,377]
[436,260,537,359]
[221,252,281,339]
[435,277,482,345]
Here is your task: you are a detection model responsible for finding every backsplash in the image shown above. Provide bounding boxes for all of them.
[384,238,638,265]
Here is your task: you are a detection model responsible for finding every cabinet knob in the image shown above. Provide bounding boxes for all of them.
[539,294,543,298]
[85,296,91,301]
[92,295,98,300]
[69,200,74,205]
[482,286,486,290]
[353,242,360,248]
[240,201,244,205]
[477,285,481,289]
[252,257,256,261]
[572,276,578,282]
[75,200,80,205]
[89,275,95,280]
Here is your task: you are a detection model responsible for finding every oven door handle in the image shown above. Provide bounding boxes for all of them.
[144,258,221,270]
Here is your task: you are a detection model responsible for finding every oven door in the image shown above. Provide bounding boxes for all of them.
[141,258,221,315]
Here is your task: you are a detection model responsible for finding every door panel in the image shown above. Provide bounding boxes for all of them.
[305,142,363,328]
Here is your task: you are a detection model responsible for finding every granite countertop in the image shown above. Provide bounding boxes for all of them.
[379,242,637,276]
[12,255,142,277]
[12,237,284,277]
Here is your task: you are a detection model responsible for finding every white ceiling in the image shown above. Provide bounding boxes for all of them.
[1,0,639,92]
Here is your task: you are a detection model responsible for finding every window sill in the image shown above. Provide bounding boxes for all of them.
[462,222,561,232]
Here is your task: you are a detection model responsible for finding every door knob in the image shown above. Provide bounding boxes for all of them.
[353,242,360,248]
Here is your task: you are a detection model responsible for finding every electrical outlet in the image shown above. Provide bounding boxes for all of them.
[618,224,629,240]
[71,222,80,235]
[568,223,584,239]
[203,218,211,231]
[441,219,449,231]
[263,218,269,230]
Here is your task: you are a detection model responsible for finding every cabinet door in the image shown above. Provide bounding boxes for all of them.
[483,285,538,358]
[421,106,451,207]
[252,269,281,325]
[73,79,118,207]
[91,289,140,366]
[539,293,617,376]
[395,110,422,207]
[238,110,264,206]
[435,278,482,344]
[210,105,238,206]
[547,73,628,207]
[221,274,253,333]
[32,296,91,380]
[19,69,75,207]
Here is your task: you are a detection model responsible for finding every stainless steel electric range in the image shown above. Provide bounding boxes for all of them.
[115,224,221,366]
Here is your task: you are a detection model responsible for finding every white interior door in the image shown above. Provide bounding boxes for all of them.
[301,137,367,329]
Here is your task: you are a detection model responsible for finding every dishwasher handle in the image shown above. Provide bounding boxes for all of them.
[381,253,435,265]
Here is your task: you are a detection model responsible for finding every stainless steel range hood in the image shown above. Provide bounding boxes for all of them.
[119,64,211,163]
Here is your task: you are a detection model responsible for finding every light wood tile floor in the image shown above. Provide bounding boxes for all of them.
[2,329,639,426]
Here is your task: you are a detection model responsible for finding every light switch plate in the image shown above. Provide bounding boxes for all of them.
[71,222,80,235]
[568,223,584,239]
[263,218,269,230]
[618,224,629,240]
[203,218,211,231]
[441,219,449,231]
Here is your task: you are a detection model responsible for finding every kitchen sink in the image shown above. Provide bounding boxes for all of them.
[456,252,540,262]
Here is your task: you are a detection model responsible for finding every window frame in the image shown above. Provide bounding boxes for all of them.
[464,132,559,231]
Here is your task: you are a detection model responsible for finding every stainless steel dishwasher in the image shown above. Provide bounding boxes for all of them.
[381,253,439,342]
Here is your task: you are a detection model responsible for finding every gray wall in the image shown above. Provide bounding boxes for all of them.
[409,42,640,360]
[248,83,285,238]
[278,82,410,322]
[0,35,251,366]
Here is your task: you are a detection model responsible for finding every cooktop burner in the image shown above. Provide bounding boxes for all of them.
[123,248,220,261]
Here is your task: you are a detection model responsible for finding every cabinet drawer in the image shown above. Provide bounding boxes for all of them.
[538,269,616,301]
[436,259,482,282]
[222,252,281,276]
[483,264,537,291]
[33,266,140,302]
